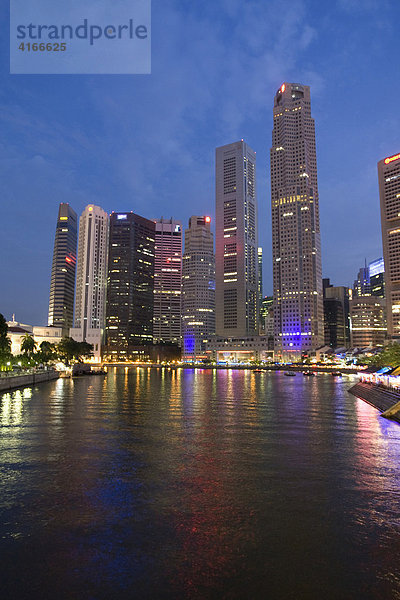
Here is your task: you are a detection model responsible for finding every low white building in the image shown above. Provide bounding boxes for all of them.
[206,336,273,363]
[7,317,63,355]
[32,325,63,347]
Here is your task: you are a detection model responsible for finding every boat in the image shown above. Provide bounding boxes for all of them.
[284,371,296,376]
[253,369,263,373]
[331,371,342,377]
[303,371,315,376]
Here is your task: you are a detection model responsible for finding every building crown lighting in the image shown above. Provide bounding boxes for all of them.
[384,153,400,164]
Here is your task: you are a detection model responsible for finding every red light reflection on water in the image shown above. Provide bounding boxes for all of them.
[167,448,255,596]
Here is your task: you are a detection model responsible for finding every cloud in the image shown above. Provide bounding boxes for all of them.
[336,0,388,12]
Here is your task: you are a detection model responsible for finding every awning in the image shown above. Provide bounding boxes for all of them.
[388,366,400,376]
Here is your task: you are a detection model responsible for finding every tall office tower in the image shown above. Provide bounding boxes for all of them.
[260,295,274,349]
[105,212,155,361]
[215,141,258,337]
[182,216,215,360]
[257,247,263,330]
[369,258,385,298]
[379,152,400,340]
[153,218,182,346]
[323,278,351,348]
[48,203,77,334]
[258,247,263,305]
[270,83,324,359]
[353,262,370,297]
[70,205,109,361]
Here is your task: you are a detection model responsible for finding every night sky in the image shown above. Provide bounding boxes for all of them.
[1,0,399,326]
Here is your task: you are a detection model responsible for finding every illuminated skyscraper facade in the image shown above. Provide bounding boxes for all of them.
[153,218,182,345]
[378,152,400,339]
[369,258,385,298]
[70,204,109,360]
[182,216,215,360]
[258,247,263,327]
[270,83,324,359]
[48,203,77,334]
[353,262,370,297]
[350,295,386,347]
[323,279,351,348]
[105,212,155,360]
[215,141,258,337]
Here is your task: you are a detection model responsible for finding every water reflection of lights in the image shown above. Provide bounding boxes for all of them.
[0,387,29,425]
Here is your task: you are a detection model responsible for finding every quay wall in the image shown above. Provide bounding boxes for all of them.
[0,370,60,392]
[348,382,400,424]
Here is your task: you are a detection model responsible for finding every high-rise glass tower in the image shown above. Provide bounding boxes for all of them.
[153,218,182,346]
[70,204,109,361]
[215,140,258,337]
[48,203,77,335]
[182,216,215,360]
[270,83,324,359]
[353,262,370,297]
[258,246,263,329]
[369,258,385,298]
[105,212,155,360]
[378,151,400,339]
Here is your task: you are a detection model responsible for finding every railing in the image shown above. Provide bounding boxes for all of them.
[0,368,57,379]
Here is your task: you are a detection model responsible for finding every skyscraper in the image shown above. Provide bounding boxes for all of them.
[323,278,351,348]
[378,151,400,339]
[261,295,274,349]
[105,212,155,360]
[258,246,263,329]
[270,83,324,359]
[182,216,215,360]
[48,203,77,335]
[70,205,109,361]
[215,140,258,337]
[153,218,182,346]
[369,258,385,298]
[353,262,370,297]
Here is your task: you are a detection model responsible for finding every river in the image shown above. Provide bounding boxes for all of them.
[1,368,400,599]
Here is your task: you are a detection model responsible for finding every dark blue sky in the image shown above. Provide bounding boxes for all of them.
[1,0,399,325]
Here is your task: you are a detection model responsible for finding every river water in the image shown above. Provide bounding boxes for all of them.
[1,368,400,600]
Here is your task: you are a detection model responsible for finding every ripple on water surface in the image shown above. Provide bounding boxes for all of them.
[1,369,400,600]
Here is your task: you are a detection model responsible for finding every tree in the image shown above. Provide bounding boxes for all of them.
[57,337,93,365]
[0,313,12,369]
[365,343,400,368]
[20,333,37,358]
[38,341,56,364]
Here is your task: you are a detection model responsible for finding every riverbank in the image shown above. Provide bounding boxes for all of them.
[103,362,361,374]
[348,381,400,423]
[0,369,60,392]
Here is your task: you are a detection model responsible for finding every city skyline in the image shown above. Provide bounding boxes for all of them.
[3,145,397,338]
[2,5,400,599]
[1,1,400,325]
